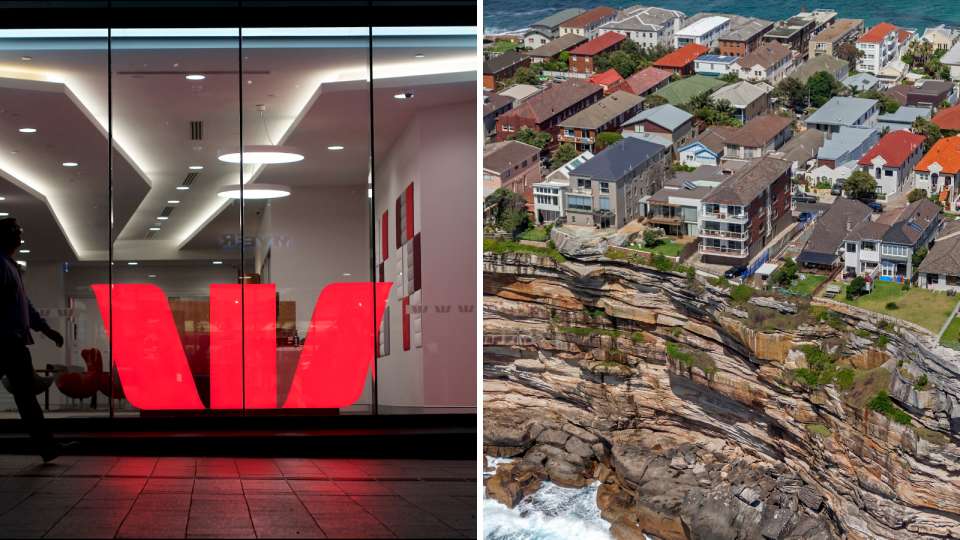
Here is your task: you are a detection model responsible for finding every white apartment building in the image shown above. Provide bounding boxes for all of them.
[532,152,595,223]
[675,16,730,49]
[599,5,685,49]
[856,22,900,73]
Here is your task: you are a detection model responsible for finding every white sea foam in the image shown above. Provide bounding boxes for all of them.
[483,457,654,540]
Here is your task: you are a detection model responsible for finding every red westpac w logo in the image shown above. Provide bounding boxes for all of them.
[92,283,392,410]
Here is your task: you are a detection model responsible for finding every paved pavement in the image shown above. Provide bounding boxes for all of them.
[0,455,476,538]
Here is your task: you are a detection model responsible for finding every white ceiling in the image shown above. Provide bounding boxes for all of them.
[0,31,476,262]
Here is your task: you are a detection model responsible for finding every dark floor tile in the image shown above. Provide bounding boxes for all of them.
[288,481,343,494]
[143,479,195,493]
[314,515,396,539]
[332,482,393,496]
[432,512,476,530]
[131,493,192,512]
[241,480,291,493]
[116,510,188,539]
[0,528,47,538]
[384,525,464,539]
[43,526,118,539]
[456,529,476,539]
[254,525,326,538]
[185,529,256,539]
[187,516,254,534]
[75,498,135,509]
[0,477,54,491]
[250,511,318,528]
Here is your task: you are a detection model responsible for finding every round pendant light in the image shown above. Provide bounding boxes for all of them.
[217,145,304,164]
[217,184,291,199]
[218,104,303,164]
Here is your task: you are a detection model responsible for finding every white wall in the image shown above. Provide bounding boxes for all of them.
[374,99,477,409]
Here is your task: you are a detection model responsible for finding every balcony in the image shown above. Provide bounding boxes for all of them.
[558,134,595,145]
[700,228,749,240]
[592,208,614,216]
[569,187,592,196]
[648,214,684,226]
[699,244,749,257]
[698,209,748,223]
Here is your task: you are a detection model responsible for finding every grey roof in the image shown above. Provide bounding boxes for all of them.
[877,105,932,124]
[776,128,825,164]
[483,51,527,76]
[601,5,684,32]
[881,198,941,245]
[664,165,724,187]
[799,197,873,260]
[923,24,960,43]
[696,55,738,64]
[483,91,514,117]
[622,104,693,132]
[546,151,595,181]
[796,251,840,265]
[622,131,672,147]
[917,219,960,275]
[720,17,774,41]
[817,125,880,162]
[709,81,767,107]
[791,54,848,85]
[942,41,960,66]
[650,184,715,202]
[568,137,664,181]
[805,97,878,126]
[844,73,879,91]
[530,8,587,31]
[911,80,955,98]
[702,157,792,205]
[843,219,893,242]
[876,122,909,133]
[527,33,588,59]
[498,84,541,102]
[558,91,645,129]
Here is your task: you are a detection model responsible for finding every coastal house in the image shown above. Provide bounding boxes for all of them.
[568,32,626,76]
[708,81,773,124]
[876,106,931,133]
[483,91,515,141]
[607,67,673,97]
[729,42,796,83]
[652,43,710,76]
[526,34,588,63]
[931,104,960,132]
[906,80,958,108]
[916,219,960,290]
[648,74,727,106]
[679,126,740,166]
[523,8,586,47]
[558,7,618,40]
[884,83,912,105]
[646,178,724,237]
[599,5,686,49]
[496,79,604,152]
[532,151,595,223]
[845,199,941,280]
[797,197,873,272]
[586,69,624,93]
[876,60,910,90]
[845,73,880,93]
[722,115,793,160]
[557,91,645,152]
[482,51,531,90]
[482,141,542,196]
[814,125,881,169]
[922,24,960,52]
[810,18,865,57]
[941,42,960,80]
[767,128,826,174]
[621,104,698,156]
[718,17,775,58]
[915,136,960,209]
[693,55,739,77]
[804,97,879,133]
[565,137,668,228]
[789,53,849,85]
[856,130,926,200]
[675,16,730,49]
[697,157,794,264]
[856,22,900,73]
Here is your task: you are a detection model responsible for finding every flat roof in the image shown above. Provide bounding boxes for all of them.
[678,16,729,36]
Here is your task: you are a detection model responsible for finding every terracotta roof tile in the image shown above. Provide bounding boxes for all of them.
[587,69,624,88]
[653,43,709,68]
[570,32,626,56]
[897,29,912,43]
[915,136,960,174]
[733,42,792,70]
[857,22,899,43]
[560,6,617,29]
[932,104,960,131]
[858,131,926,167]
[607,67,673,95]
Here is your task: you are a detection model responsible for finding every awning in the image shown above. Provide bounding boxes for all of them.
[796,251,838,266]
[756,263,779,276]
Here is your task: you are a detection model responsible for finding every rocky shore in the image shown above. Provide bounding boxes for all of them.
[482,250,960,540]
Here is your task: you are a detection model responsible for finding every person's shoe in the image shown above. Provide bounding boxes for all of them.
[41,441,79,463]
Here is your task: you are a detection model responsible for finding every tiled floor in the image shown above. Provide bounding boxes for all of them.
[0,455,477,538]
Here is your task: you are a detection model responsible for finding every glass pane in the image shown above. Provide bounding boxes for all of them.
[0,30,110,417]
[372,27,478,413]
[109,29,241,416]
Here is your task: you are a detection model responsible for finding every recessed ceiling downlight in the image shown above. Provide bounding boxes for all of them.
[217,145,304,164]
[18,250,29,253]
[217,184,291,199]
[328,146,344,150]
[186,75,205,80]
[176,186,189,190]
[18,128,36,133]
[189,166,203,170]
[62,162,78,167]
[415,54,425,58]
[149,227,160,231]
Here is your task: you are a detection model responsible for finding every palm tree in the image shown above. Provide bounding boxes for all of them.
[689,90,715,111]
[879,126,891,137]
[715,99,736,118]
[907,40,922,67]
[921,41,935,65]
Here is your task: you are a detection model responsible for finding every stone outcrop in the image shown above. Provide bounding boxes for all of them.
[484,251,960,540]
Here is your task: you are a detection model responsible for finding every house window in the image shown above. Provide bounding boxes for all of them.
[847,243,857,253]
[862,241,876,251]
[881,244,909,257]
[599,197,610,211]
[483,174,494,181]
[885,169,892,177]
[505,170,510,178]
[522,160,527,168]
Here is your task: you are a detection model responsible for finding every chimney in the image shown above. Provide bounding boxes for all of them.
[802,6,806,13]
[846,217,851,231]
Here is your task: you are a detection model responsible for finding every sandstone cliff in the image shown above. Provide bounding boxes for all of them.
[483,251,960,540]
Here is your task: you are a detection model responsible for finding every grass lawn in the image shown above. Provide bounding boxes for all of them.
[493,40,519,53]
[483,238,566,263]
[788,274,826,295]
[517,228,550,242]
[626,240,686,257]
[825,281,960,333]
[941,312,960,350]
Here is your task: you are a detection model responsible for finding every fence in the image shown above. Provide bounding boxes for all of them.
[743,249,769,280]
[541,70,587,80]
[811,265,843,297]
[678,238,702,262]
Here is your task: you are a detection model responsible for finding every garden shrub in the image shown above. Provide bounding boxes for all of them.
[886,302,899,310]
[666,341,696,366]
[914,373,929,391]
[708,275,731,287]
[846,277,866,300]
[857,330,870,338]
[547,240,556,249]
[866,390,913,425]
[653,253,673,272]
[730,285,755,303]
[878,335,889,348]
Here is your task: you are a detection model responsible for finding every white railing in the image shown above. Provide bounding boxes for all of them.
[698,209,748,222]
[700,229,749,240]
[699,244,749,257]
[570,187,592,195]
[559,135,595,144]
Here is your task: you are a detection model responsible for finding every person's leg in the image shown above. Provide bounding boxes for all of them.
[1,340,55,453]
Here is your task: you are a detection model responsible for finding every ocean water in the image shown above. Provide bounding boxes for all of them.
[482,0,960,37]
[482,457,654,540]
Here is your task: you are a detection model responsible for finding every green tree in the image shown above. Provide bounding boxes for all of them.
[688,89,715,111]
[843,170,878,200]
[863,88,899,114]
[774,77,805,107]
[907,188,928,203]
[642,228,664,248]
[512,126,552,150]
[912,246,928,268]
[940,65,953,81]
[496,78,516,92]
[605,50,638,78]
[846,276,867,300]
[911,116,943,152]
[879,126,891,137]
[720,72,741,84]
[901,53,914,66]
[806,71,840,107]
[558,51,569,64]
[645,94,670,108]
[940,100,952,111]
[550,143,579,170]
[925,57,944,78]
[514,67,538,85]
[710,46,721,55]
[487,187,529,232]
[836,43,860,70]
[594,132,624,151]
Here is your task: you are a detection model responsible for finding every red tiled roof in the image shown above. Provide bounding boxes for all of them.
[607,67,673,95]
[570,32,626,56]
[857,22,899,43]
[932,104,960,131]
[653,43,709,68]
[859,131,926,167]
[915,136,960,174]
[499,78,603,123]
[897,29,912,43]
[587,69,623,88]
[560,6,616,29]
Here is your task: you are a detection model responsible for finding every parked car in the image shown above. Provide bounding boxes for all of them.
[792,105,807,115]
[540,157,553,168]
[830,183,843,196]
[793,193,817,204]
[798,212,812,222]
[723,266,748,279]
[865,202,883,212]
[553,76,565,83]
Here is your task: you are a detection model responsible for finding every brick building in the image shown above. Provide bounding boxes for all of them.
[482,51,532,90]
[718,18,775,57]
[568,32,626,76]
[496,79,604,152]
[652,43,709,76]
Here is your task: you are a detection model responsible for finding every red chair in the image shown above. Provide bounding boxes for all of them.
[57,348,103,405]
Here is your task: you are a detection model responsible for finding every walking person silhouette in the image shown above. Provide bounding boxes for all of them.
[0,217,77,462]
